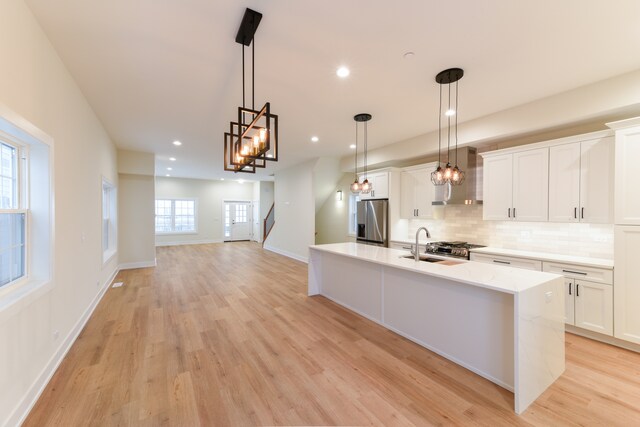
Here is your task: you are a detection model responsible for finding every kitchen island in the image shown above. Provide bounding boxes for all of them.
[308,242,565,414]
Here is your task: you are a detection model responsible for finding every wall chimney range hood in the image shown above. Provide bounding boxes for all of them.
[433,146,483,205]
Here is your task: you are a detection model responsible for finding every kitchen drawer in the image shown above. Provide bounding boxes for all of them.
[542,261,613,285]
[470,253,542,271]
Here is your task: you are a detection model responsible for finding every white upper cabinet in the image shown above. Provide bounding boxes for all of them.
[549,143,581,222]
[400,165,435,219]
[613,124,640,225]
[359,171,389,200]
[512,148,549,222]
[548,137,613,223]
[482,154,513,220]
[482,148,548,221]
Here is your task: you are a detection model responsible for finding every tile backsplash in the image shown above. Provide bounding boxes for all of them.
[406,205,613,259]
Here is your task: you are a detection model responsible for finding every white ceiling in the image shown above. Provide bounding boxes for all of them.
[25,0,640,180]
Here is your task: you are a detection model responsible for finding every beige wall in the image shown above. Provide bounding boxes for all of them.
[315,173,354,245]
[264,160,315,262]
[118,173,156,267]
[0,1,118,425]
[155,177,255,245]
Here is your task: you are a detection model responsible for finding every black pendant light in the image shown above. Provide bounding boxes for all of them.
[354,113,373,194]
[224,8,279,174]
[431,68,465,186]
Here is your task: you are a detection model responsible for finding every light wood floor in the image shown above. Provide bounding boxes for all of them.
[25,242,640,426]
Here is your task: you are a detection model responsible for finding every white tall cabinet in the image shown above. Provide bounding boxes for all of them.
[482,147,548,222]
[548,136,614,223]
[608,117,640,345]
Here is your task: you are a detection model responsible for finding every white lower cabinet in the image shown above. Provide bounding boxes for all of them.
[564,277,613,335]
[543,262,613,336]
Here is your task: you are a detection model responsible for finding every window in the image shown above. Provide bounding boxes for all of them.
[155,199,196,233]
[348,193,360,235]
[102,179,117,263]
[0,140,26,288]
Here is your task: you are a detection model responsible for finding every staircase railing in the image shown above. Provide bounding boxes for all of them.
[263,202,275,244]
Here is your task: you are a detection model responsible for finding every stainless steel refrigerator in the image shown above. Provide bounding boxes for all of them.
[356,199,388,247]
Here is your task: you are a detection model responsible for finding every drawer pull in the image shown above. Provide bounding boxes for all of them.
[562,269,587,276]
[493,260,511,265]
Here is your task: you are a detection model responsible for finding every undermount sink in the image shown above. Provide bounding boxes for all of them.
[400,254,463,266]
[401,254,446,263]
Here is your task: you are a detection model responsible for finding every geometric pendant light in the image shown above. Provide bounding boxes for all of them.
[431,68,465,186]
[224,8,279,174]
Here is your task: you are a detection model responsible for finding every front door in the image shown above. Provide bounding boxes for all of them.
[224,201,253,241]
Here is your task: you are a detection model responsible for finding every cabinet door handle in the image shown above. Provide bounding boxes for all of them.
[574,207,577,219]
[562,269,587,276]
[493,260,511,265]
[581,207,584,219]
[513,208,516,218]
[508,208,511,218]
[569,283,572,295]
[576,284,580,297]
[416,209,419,216]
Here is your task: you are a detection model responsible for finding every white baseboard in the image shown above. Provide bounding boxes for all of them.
[6,267,119,427]
[566,325,640,353]
[263,244,309,263]
[119,259,157,270]
[155,239,222,247]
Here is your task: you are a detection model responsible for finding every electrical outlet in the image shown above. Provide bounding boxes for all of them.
[53,330,59,341]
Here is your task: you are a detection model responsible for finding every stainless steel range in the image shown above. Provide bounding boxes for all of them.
[424,241,485,260]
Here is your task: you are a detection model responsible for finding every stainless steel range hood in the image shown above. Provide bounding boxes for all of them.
[433,146,483,205]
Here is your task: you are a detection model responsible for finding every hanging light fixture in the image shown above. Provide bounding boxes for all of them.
[431,68,465,186]
[354,113,373,194]
[350,116,361,193]
[224,8,279,174]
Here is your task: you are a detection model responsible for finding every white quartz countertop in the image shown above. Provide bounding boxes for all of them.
[470,247,614,270]
[309,243,562,294]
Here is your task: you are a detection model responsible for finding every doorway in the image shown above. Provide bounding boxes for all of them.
[223,201,253,241]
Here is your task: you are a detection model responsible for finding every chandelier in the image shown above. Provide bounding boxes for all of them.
[431,68,465,185]
[224,8,279,174]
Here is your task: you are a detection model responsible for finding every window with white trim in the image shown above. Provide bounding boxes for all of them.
[155,199,196,233]
[348,193,360,236]
[102,179,117,263]
[0,140,27,287]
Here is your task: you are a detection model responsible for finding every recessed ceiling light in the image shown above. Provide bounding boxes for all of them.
[311,136,319,143]
[167,167,172,171]
[336,66,350,78]
[166,174,171,177]
[445,109,456,116]
[172,140,182,146]
[169,157,176,161]
[349,144,356,149]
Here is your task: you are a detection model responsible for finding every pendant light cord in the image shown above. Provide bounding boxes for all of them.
[252,37,255,110]
[455,80,459,166]
[447,81,451,164]
[355,120,358,179]
[364,121,368,180]
[438,83,442,166]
